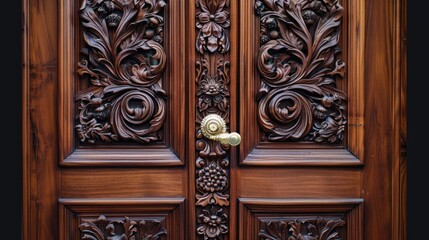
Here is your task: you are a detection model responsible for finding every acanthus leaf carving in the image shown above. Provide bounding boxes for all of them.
[79,215,167,240]
[258,217,345,240]
[76,0,167,144]
[255,0,347,143]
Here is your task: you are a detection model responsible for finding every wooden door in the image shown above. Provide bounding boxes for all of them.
[22,0,406,239]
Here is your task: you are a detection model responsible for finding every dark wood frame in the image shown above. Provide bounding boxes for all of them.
[238,0,365,166]
[58,0,187,166]
[21,0,407,239]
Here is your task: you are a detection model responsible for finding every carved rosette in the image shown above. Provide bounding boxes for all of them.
[195,1,231,239]
[75,0,167,143]
[258,217,345,240]
[255,0,347,143]
[79,215,167,240]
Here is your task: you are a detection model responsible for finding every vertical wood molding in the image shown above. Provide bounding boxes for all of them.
[362,0,403,238]
[346,0,365,161]
[393,0,407,238]
[23,0,60,238]
[194,0,232,239]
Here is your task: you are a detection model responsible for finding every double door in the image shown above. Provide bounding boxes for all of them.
[23,0,406,239]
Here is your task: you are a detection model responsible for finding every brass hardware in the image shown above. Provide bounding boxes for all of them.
[201,114,241,146]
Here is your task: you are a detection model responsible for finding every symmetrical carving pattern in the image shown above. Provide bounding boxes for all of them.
[76,0,167,143]
[195,1,231,239]
[79,215,167,240]
[258,217,345,240]
[196,0,231,54]
[197,206,229,239]
[255,0,347,143]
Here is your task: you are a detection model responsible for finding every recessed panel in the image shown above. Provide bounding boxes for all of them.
[59,0,185,166]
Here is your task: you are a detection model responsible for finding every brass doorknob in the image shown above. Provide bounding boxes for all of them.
[201,114,241,146]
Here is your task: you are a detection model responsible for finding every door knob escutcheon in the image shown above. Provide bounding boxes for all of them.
[200,114,241,146]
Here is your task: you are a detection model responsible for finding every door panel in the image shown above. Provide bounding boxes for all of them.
[58,0,186,166]
[22,0,406,239]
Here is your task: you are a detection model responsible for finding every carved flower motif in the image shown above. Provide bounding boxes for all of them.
[197,207,228,239]
[197,75,229,112]
[196,0,230,53]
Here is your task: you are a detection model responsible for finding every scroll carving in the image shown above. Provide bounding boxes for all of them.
[255,0,347,143]
[76,0,167,143]
[258,217,345,240]
[195,0,231,239]
[79,215,167,240]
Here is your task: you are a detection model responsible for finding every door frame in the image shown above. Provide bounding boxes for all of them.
[22,0,407,239]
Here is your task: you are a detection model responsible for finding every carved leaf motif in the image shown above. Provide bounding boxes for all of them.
[255,0,347,143]
[197,207,229,240]
[79,215,167,240]
[196,0,231,53]
[76,0,167,143]
[258,217,345,240]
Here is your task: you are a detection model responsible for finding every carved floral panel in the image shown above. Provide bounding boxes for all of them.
[75,0,167,144]
[258,216,345,240]
[79,215,167,240]
[255,0,347,143]
[195,0,232,239]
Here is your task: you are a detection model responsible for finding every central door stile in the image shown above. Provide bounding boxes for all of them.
[189,0,236,239]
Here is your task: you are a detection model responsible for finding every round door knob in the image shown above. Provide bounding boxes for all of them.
[200,114,241,146]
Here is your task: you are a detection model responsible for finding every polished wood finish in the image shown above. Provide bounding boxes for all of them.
[193,1,234,239]
[239,0,364,166]
[255,0,347,143]
[22,0,60,239]
[238,198,363,240]
[59,198,185,240]
[23,0,406,239]
[59,0,186,166]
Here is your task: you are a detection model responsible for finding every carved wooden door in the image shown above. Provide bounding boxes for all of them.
[22,0,406,239]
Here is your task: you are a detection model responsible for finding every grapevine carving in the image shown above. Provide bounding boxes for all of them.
[79,215,167,240]
[75,0,167,143]
[258,217,345,240]
[255,0,347,143]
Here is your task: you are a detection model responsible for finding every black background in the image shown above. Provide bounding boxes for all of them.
[0,0,427,239]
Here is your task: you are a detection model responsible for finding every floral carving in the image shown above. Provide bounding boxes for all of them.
[258,217,345,240]
[79,215,167,240]
[195,0,231,238]
[197,207,228,240]
[196,0,231,54]
[255,0,347,143]
[196,59,230,119]
[195,58,231,209]
[76,0,167,143]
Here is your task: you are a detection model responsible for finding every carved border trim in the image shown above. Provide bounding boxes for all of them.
[238,0,365,166]
[58,0,186,166]
[238,198,364,240]
[59,198,185,240]
[194,0,232,239]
